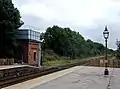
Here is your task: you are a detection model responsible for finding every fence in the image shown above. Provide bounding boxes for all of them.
[86,57,120,68]
[0,59,14,65]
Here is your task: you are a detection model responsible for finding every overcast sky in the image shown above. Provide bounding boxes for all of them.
[12,0,120,49]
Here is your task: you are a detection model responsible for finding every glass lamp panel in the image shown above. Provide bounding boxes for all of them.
[103,31,109,39]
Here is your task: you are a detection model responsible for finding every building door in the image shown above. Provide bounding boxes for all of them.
[34,52,36,61]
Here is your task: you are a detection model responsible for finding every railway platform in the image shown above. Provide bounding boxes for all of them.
[0,64,31,70]
[2,66,120,89]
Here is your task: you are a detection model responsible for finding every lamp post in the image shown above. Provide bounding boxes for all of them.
[103,26,109,75]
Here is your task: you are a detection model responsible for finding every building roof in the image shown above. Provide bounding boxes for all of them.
[17,29,41,42]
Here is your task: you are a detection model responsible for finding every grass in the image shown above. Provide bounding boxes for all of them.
[43,59,71,66]
[43,55,105,67]
[42,49,112,67]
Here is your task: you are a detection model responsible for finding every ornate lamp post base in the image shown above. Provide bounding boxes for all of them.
[104,68,109,75]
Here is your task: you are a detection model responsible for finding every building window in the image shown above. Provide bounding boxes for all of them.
[34,52,36,61]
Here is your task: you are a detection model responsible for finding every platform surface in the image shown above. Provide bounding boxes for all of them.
[2,66,120,89]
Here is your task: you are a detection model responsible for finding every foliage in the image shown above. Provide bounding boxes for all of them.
[115,40,120,60]
[115,49,120,59]
[0,0,23,58]
[41,25,113,59]
[115,44,120,60]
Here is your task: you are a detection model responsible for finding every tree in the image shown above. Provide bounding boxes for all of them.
[115,40,120,67]
[44,26,85,58]
[43,25,114,60]
[0,0,23,58]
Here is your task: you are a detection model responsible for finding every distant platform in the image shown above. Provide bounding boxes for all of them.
[0,64,31,70]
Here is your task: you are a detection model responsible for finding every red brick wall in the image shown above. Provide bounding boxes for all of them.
[28,42,39,65]
[22,42,28,63]
[15,41,28,63]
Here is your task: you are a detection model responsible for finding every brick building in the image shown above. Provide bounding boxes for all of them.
[16,29,41,66]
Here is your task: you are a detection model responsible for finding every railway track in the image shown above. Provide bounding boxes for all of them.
[0,67,61,88]
[0,56,107,88]
[0,62,89,88]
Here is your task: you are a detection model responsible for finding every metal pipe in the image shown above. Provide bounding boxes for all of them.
[38,42,41,68]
